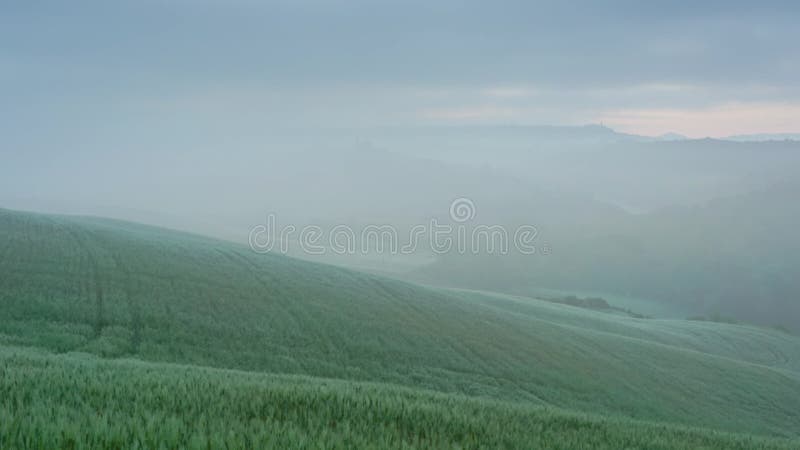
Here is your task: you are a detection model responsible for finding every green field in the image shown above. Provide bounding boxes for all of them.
[1,208,799,448]
[2,346,796,450]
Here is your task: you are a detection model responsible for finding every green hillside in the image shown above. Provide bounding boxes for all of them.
[1,346,796,450]
[1,208,800,443]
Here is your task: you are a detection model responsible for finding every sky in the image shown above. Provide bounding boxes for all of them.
[2,0,800,140]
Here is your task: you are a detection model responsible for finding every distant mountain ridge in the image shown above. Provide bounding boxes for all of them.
[724,133,800,142]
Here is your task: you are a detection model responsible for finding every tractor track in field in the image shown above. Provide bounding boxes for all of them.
[46,219,107,338]
[0,238,13,291]
[234,248,333,351]
[363,277,551,405]
[370,279,494,370]
[705,327,792,368]
[214,249,310,350]
[0,235,13,264]
[108,251,143,354]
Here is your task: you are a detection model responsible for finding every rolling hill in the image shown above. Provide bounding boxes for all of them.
[1,207,799,446]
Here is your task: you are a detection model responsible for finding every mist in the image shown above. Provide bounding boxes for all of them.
[3,1,800,332]
[4,1,800,448]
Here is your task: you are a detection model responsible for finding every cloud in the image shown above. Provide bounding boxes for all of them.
[3,1,799,89]
[2,1,800,137]
[596,102,800,138]
[480,87,541,99]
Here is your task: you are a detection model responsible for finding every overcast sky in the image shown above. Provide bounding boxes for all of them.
[3,0,800,140]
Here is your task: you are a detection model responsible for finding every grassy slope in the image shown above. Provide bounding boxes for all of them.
[1,208,799,439]
[1,346,796,450]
